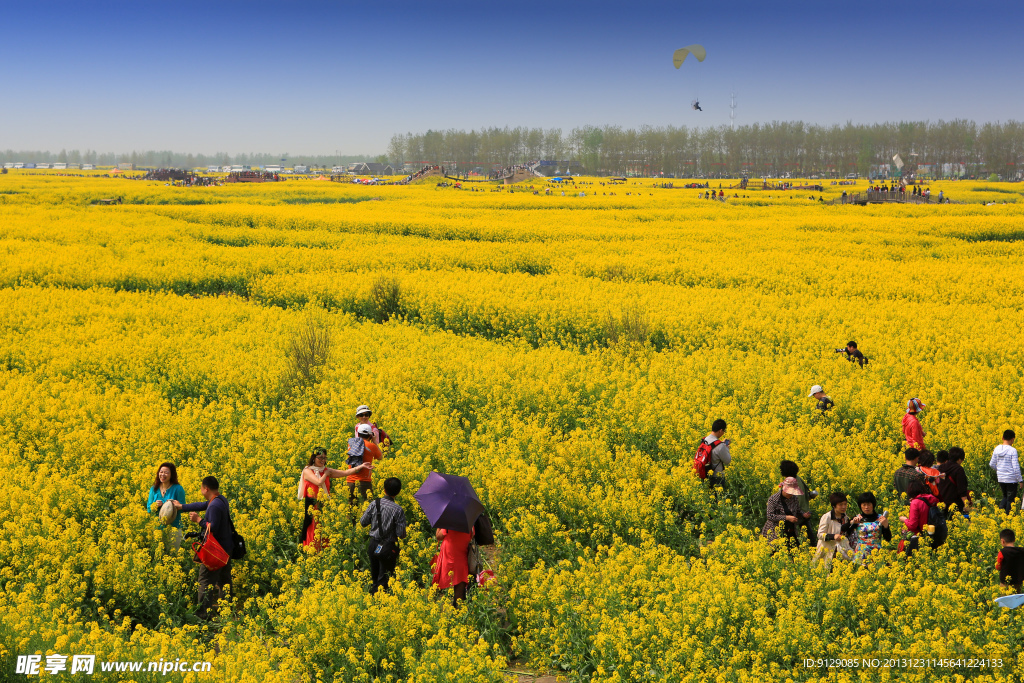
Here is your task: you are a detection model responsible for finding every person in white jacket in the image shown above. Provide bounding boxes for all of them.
[990,430,1022,514]
[813,491,853,569]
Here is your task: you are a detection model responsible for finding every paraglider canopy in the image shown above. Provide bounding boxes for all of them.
[672,44,706,68]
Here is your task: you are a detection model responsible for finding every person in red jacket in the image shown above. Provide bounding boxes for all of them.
[902,398,926,450]
[898,479,938,557]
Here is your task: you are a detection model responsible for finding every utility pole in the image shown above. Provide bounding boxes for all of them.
[730,91,737,131]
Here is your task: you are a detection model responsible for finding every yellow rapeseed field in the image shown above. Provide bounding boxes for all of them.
[1,171,1023,681]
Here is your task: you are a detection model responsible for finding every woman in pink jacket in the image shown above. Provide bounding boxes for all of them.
[898,479,938,557]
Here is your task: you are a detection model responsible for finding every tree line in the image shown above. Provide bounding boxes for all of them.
[0,149,378,169]
[387,120,1024,178]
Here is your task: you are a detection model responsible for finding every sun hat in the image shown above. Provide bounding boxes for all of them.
[780,477,802,496]
[808,385,824,397]
[907,398,926,414]
[158,500,178,525]
[356,423,373,437]
[355,405,372,417]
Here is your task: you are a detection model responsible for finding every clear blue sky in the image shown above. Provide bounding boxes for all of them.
[1,1,1020,155]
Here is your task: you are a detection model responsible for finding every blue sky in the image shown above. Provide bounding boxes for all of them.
[1,1,1020,155]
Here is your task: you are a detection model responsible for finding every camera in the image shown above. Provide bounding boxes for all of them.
[183,531,201,540]
[834,348,848,354]
[807,490,819,500]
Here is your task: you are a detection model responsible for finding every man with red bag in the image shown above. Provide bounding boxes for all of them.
[174,476,235,619]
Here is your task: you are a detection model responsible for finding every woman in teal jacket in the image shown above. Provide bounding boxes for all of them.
[147,462,186,552]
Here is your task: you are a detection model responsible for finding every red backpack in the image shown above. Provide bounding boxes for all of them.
[694,438,721,480]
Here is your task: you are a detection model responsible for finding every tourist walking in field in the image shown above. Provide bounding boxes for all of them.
[893,448,926,497]
[848,492,891,563]
[808,385,833,414]
[299,447,370,549]
[147,462,186,553]
[917,449,944,498]
[360,477,407,594]
[780,460,817,545]
[812,492,853,568]
[996,529,1024,593]
[990,430,1022,514]
[173,476,235,619]
[902,398,926,450]
[936,448,971,517]
[432,526,474,606]
[699,419,732,486]
[762,477,802,548]
[348,423,384,503]
[355,405,391,448]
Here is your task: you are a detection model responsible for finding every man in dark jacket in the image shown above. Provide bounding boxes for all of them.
[997,529,1024,592]
[175,476,234,619]
[936,448,971,517]
[893,449,925,497]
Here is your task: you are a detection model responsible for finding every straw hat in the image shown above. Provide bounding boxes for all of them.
[158,500,178,525]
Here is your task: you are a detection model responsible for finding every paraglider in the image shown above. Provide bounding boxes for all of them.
[673,44,706,112]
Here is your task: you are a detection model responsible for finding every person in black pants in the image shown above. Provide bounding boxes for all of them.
[360,477,407,594]
[174,476,234,619]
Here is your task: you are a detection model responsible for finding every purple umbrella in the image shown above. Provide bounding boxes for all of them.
[414,472,484,533]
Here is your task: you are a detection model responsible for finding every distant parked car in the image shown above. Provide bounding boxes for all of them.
[846,173,858,179]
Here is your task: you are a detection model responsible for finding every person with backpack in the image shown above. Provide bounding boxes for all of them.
[432,525,475,607]
[173,476,236,619]
[898,479,945,556]
[696,419,731,486]
[902,398,926,450]
[989,430,1022,514]
[780,460,817,546]
[893,448,926,498]
[360,477,407,594]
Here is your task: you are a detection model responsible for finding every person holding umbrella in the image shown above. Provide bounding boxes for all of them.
[415,472,488,605]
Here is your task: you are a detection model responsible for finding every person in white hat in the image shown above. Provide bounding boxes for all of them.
[348,422,385,503]
[355,405,391,448]
[808,385,833,414]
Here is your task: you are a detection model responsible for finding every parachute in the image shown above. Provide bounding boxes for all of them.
[672,44,706,68]
[673,45,706,112]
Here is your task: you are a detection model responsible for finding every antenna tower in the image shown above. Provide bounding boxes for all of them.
[730,91,737,130]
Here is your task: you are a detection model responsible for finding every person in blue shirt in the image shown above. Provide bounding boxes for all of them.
[173,476,234,619]
[146,462,186,552]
